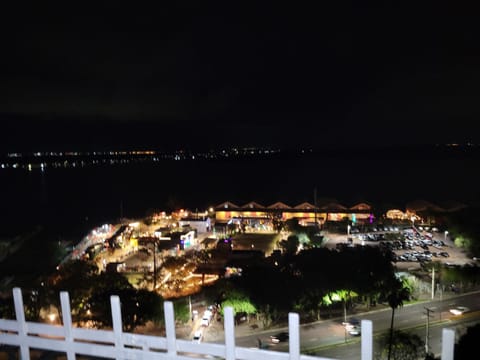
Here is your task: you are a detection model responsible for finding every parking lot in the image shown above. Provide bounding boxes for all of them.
[323,226,474,271]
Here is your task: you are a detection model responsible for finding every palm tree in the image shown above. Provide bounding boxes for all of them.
[386,277,412,360]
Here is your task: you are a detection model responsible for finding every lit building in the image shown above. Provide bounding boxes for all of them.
[214,200,374,227]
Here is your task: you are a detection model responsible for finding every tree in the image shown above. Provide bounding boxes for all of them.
[266,209,284,233]
[90,287,164,332]
[22,277,56,321]
[323,289,358,323]
[308,233,324,248]
[192,249,212,266]
[294,288,326,321]
[279,235,300,255]
[444,206,480,256]
[293,246,395,313]
[231,263,297,328]
[88,271,135,328]
[375,330,425,360]
[220,289,256,322]
[284,218,301,233]
[116,288,164,332]
[221,298,256,322]
[160,255,187,273]
[50,260,100,322]
[171,297,191,324]
[384,277,412,360]
[0,295,14,319]
[454,323,480,359]
[163,278,186,294]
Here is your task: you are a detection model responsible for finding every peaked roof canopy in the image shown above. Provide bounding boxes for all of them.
[241,201,265,209]
[267,202,292,209]
[294,202,317,210]
[215,201,239,210]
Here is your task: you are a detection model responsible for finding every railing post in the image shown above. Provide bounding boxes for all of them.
[164,301,177,356]
[289,312,300,360]
[2,287,385,360]
[224,306,235,360]
[110,295,124,359]
[60,291,75,360]
[13,287,30,360]
[441,328,455,360]
[361,320,372,360]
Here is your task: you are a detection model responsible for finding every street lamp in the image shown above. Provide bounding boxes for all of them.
[431,267,435,300]
[153,242,156,290]
[48,313,56,323]
[444,230,449,243]
[189,295,192,321]
[150,239,159,291]
[425,307,435,354]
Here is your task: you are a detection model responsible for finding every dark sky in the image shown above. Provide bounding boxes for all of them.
[1,2,479,152]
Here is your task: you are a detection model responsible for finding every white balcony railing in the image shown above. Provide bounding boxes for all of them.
[0,287,455,360]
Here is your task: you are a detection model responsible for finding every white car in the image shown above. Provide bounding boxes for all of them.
[343,318,360,331]
[192,329,203,343]
[449,306,469,316]
[348,325,361,336]
[201,310,212,326]
[201,316,210,326]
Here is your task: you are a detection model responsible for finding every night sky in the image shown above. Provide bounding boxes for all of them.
[1,2,479,152]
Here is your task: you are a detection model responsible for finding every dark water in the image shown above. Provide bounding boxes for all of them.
[1,147,479,241]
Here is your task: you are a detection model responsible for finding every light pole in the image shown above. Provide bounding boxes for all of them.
[444,230,448,243]
[424,307,434,354]
[152,240,158,291]
[347,224,351,245]
[343,301,347,343]
[189,295,192,321]
[431,267,435,300]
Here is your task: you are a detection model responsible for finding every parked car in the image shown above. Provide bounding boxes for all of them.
[270,331,289,343]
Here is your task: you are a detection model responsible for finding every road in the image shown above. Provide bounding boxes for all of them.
[310,291,480,359]
[203,291,480,359]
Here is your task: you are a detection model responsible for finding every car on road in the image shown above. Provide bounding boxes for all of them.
[342,318,361,335]
[348,325,361,336]
[201,316,210,327]
[449,306,469,316]
[192,329,203,343]
[342,318,360,330]
[270,331,289,344]
[201,309,213,326]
